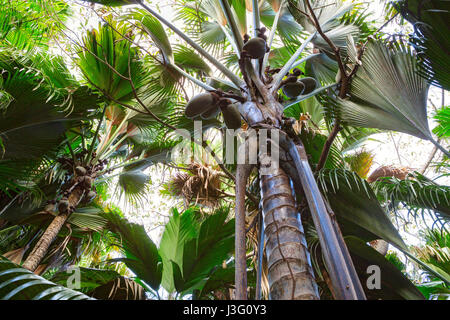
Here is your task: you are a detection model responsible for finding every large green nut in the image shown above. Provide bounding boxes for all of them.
[85,190,97,203]
[206,77,240,95]
[58,199,69,213]
[75,166,87,176]
[200,106,220,119]
[282,81,305,98]
[243,37,267,59]
[184,93,216,119]
[222,104,242,129]
[298,77,317,95]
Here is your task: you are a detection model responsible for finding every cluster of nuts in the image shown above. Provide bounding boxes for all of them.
[52,151,110,214]
[184,91,242,130]
[183,25,320,130]
[281,68,317,99]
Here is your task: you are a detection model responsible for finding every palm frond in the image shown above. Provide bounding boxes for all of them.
[318,168,408,250]
[0,257,93,300]
[90,276,146,299]
[338,39,448,156]
[0,0,70,50]
[433,106,450,138]
[77,19,147,102]
[125,9,174,63]
[288,0,359,55]
[392,0,450,90]
[373,172,450,223]
[103,210,162,291]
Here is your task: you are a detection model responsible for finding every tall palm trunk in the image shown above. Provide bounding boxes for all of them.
[22,187,84,271]
[259,167,319,300]
[234,95,321,299]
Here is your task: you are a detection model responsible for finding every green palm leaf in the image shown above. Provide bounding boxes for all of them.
[393,0,450,90]
[338,39,449,156]
[288,0,359,54]
[77,20,147,102]
[0,50,98,194]
[90,276,146,299]
[373,173,450,222]
[433,106,450,138]
[344,236,425,300]
[50,267,122,293]
[0,258,93,300]
[173,45,212,75]
[171,207,234,295]
[0,0,70,50]
[125,9,174,63]
[103,212,162,291]
[159,207,198,293]
[318,168,408,251]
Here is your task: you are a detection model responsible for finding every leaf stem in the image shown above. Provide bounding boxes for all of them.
[64,133,77,165]
[270,31,317,94]
[428,135,450,158]
[218,0,244,52]
[138,1,243,88]
[251,0,261,76]
[261,0,285,72]
[86,104,107,165]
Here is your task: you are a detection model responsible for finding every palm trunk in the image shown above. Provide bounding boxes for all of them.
[22,187,84,271]
[259,167,319,300]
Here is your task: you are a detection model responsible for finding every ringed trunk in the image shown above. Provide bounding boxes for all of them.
[260,167,319,300]
[22,187,84,271]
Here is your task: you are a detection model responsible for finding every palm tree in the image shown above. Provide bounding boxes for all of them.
[72,0,449,300]
[0,8,180,272]
[0,206,237,300]
[0,0,448,300]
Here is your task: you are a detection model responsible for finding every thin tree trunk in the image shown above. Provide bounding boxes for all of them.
[234,163,253,299]
[419,138,440,175]
[22,187,84,271]
[260,167,319,300]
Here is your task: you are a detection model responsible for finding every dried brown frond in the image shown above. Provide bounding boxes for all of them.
[166,162,226,208]
[367,165,410,183]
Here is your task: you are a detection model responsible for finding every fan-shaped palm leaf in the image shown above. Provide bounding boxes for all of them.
[338,39,449,157]
[77,19,147,102]
[158,207,199,293]
[288,0,359,54]
[0,0,70,50]
[392,0,450,90]
[318,168,408,250]
[171,207,234,295]
[50,266,122,293]
[0,50,99,194]
[125,9,174,63]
